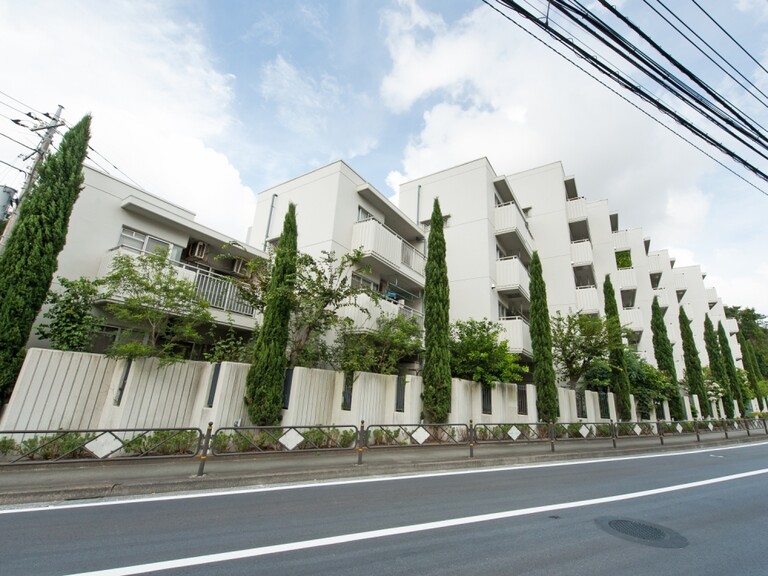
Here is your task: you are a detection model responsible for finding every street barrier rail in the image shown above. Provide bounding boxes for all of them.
[2,418,765,473]
[0,427,203,465]
[363,423,470,447]
[211,425,358,456]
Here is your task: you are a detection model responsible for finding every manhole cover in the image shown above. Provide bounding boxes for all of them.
[595,517,688,549]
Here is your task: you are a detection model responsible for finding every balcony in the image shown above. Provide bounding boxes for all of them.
[570,239,593,266]
[620,307,644,331]
[496,256,530,298]
[98,246,257,327]
[647,253,665,274]
[576,286,600,313]
[494,202,533,260]
[706,287,718,305]
[566,197,587,222]
[612,229,632,250]
[652,288,671,309]
[725,317,739,335]
[351,219,425,288]
[341,293,424,332]
[499,316,532,357]
[615,267,637,289]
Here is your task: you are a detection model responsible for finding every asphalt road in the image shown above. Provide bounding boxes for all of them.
[2,441,767,576]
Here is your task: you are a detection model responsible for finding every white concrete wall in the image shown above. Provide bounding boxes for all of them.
[3,350,733,433]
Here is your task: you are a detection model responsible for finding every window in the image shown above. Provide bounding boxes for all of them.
[357,206,373,222]
[119,227,182,261]
[351,273,379,292]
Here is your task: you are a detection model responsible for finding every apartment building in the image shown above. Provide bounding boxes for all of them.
[248,161,427,331]
[27,165,265,354]
[251,158,741,380]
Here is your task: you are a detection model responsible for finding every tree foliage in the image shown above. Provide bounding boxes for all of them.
[334,314,422,376]
[35,277,102,351]
[650,296,684,419]
[625,351,675,418]
[702,315,725,417]
[725,305,768,377]
[245,204,297,425]
[449,318,527,388]
[550,311,607,389]
[0,115,91,401]
[717,321,743,415]
[678,307,707,416]
[529,252,558,422]
[103,249,213,363]
[603,274,631,421]
[739,332,764,410]
[231,248,379,369]
[421,199,452,423]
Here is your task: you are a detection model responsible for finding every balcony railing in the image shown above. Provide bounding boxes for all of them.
[575,286,600,313]
[570,239,593,266]
[620,307,644,330]
[495,256,530,297]
[341,293,424,332]
[499,316,532,356]
[565,197,587,221]
[706,287,718,305]
[101,246,256,318]
[648,252,665,274]
[494,202,534,255]
[616,267,637,288]
[652,288,671,309]
[352,219,425,282]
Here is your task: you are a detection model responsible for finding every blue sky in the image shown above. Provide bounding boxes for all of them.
[1,0,767,314]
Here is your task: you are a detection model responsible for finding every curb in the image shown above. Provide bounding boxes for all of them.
[1,436,765,506]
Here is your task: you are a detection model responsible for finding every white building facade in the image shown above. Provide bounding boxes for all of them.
[251,158,742,381]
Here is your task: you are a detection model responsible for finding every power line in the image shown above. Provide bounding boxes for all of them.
[0,158,27,175]
[488,0,768,190]
[648,0,768,112]
[689,0,768,78]
[482,0,768,196]
[0,131,37,152]
[0,90,45,117]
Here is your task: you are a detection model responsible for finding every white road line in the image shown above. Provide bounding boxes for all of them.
[60,466,768,576]
[2,440,766,515]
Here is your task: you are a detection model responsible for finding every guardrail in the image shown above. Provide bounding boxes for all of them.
[1,418,765,475]
[0,427,203,464]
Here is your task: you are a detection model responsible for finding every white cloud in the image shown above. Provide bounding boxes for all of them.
[380,1,768,314]
[0,0,255,240]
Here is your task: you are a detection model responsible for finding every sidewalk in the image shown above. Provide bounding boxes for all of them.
[1,432,765,506]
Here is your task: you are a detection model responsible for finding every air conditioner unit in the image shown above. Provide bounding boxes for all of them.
[190,241,208,260]
[231,257,247,275]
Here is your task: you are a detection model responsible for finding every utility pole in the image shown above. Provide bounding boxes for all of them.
[0,105,65,254]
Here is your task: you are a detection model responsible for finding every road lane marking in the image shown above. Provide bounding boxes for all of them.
[3,440,766,515]
[62,466,768,576]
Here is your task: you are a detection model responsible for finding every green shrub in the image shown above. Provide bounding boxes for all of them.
[0,437,17,456]
[124,430,199,455]
[19,432,96,460]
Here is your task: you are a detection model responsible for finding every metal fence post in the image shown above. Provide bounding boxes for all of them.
[656,420,664,446]
[611,419,616,449]
[694,418,700,442]
[763,418,768,435]
[549,421,556,452]
[722,418,729,439]
[356,420,365,465]
[745,418,751,437]
[469,419,475,458]
[196,421,213,477]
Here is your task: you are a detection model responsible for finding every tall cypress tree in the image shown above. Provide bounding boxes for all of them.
[679,307,707,418]
[529,251,558,422]
[421,198,452,423]
[738,331,762,410]
[0,115,91,402]
[244,203,297,425]
[603,274,631,421]
[702,315,725,418]
[718,321,743,416]
[650,296,684,419]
